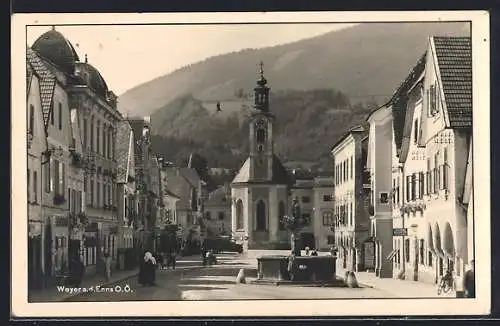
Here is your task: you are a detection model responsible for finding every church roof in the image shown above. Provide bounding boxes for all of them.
[231,154,291,185]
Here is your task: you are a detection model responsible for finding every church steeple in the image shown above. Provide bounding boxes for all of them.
[254,61,270,112]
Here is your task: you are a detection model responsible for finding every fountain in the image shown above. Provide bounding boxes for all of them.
[251,197,343,286]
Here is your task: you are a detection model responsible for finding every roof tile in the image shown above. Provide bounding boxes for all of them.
[433,36,472,128]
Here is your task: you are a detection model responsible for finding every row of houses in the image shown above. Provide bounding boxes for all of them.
[332,36,473,291]
[26,27,232,290]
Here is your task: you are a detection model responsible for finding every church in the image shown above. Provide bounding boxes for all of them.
[231,63,292,251]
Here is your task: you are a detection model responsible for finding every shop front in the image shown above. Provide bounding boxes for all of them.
[51,215,70,277]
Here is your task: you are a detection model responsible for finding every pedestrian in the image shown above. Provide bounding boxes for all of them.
[171,247,177,270]
[138,251,157,286]
[69,255,85,287]
[201,242,207,266]
[305,247,310,256]
[103,250,112,282]
[463,259,475,298]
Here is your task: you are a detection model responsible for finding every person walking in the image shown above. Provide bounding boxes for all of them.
[463,259,475,298]
[138,251,157,286]
[171,246,177,270]
[103,250,112,282]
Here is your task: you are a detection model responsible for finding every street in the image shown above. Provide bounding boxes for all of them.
[65,252,394,301]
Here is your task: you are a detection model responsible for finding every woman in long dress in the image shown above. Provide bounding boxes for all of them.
[138,251,157,286]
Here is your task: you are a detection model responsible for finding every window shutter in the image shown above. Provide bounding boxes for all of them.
[59,163,64,195]
[419,172,424,199]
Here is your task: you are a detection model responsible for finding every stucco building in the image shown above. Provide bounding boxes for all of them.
[115,120,137,251]
[366,101,395,278]
[203,184,232,238]
[26,50,48,289]
[389,37,472,291]
[312,174,335,251]
[231,63,292,251]
[332,125,371,272]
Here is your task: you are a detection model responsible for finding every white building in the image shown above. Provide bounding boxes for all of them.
[389,37,472,292]
[332,125,371,272]
[312,174,335,251]
[27,52,48,289]
[366,102,394,278]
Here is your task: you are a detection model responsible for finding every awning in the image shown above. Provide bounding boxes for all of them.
[386,249,399,261]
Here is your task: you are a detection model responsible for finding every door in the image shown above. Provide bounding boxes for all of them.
[44,224,53,280]
[28,236,42,289]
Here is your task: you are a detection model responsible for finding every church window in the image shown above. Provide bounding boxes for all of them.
[256,128,265,143]
[236,199,244,230]
[278,201,286,230]
[256,200,267,231]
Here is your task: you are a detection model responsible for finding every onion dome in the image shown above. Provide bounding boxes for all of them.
[75,56,109,98]
[31,27,80,75]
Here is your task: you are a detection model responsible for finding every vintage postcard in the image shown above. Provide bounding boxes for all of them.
[11,11,490,317]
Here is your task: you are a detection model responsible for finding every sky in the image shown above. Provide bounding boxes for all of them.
[26,23,355,95]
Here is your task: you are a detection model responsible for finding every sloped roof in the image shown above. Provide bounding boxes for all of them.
[178,167,200,188]
[27,47,57,129]
[389,53,427,153]
[433,36,472,128]
[116,120,134,183]
[205,186,230,206]
[331,124,368,153]
[231,154,291,185]
[164,175,193,209]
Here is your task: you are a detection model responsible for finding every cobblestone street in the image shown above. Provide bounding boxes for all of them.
[62,252,449,301]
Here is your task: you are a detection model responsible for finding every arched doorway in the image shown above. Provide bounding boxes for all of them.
[443,222,455,272]
[433,223,444,280]
[236,199,244,230]
[256,200,267,231]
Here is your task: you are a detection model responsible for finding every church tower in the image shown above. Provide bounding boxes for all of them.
[249,62,275,181]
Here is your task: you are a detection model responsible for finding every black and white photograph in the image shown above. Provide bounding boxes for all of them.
[12,11,490,317]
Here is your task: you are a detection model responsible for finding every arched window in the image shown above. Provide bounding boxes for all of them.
[236,199,244,230]
[256,200,267,231]
[278,201,286,230]
[256,128,265,143]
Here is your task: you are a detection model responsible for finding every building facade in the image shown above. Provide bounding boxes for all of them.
[332,125,371,272]
[231,63,292,251]
[27,44,75,283]
[417,36,472,288]
[203,184,232,238]
[366,103,395,278]
[312,175,335,251]
[27,51,49,289]
[116,120,137,252]
[389,37,472,291]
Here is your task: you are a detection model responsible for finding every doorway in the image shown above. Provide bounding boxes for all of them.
[28,236,42,289]
[44,224,53,282]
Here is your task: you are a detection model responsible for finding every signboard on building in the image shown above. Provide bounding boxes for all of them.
[392,228,408,236]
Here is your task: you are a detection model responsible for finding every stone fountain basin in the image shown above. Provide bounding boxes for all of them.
[252,255,344,286]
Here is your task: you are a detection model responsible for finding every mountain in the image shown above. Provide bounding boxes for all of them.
[118,22,470,117]
[149,88,370,172]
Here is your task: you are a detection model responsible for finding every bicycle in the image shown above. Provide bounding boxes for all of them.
[437,275,455,295]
